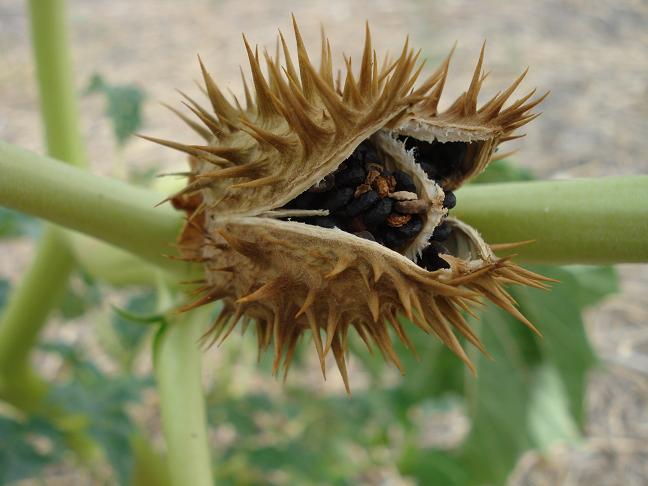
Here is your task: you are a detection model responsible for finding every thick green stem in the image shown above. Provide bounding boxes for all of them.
[455,176,648,264]
[1,140,647,265]
[0,0,86,404]
[0,141,185,273]
[154,312,213,486]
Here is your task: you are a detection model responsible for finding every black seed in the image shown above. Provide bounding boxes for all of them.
[336,164,366,187]
[309,174,335,193]
[324,187,354,212]
[396,215,423,239]
[311,216,340,228]
[418,161,439,180]
[284,191,321,210]
[381,229,406,250]
[363,197,393,228]
[355,140,379,162]
[393,171,416,193]
[346,190,380,217]
[354,231,376,241]
[432,221,452,241]
[443,191,456,209]
[418,242,451,270]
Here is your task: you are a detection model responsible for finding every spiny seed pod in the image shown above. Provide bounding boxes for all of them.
[145,17,551,392]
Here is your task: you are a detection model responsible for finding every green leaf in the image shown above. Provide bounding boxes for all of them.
[112,290,157,344]
[54,271,102,319]
[42,342,149,484]
[458,305,536,486]
[86,73,145,146]
[527,365,580,449]
[0,415,65,483]
[0,207,41,239]
[399,447,467,486]
[561,264,619,308]
[512,265,606,426]
[0,278,10,312]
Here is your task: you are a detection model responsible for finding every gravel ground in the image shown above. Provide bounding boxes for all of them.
[1,1,647,484]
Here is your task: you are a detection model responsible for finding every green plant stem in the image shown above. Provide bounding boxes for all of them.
[0,0,86,405]
[1,140,648,265]
[455,176,648,264]
[0,141,185,273]
[154,311,213,486]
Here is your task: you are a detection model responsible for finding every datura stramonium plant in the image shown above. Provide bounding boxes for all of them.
[145,19,551,391]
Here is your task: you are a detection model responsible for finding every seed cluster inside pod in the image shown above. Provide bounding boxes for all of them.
[152,18,551,391]
[281,136,467,271]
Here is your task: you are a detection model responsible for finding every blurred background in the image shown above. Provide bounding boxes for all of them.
[1,0,647,484]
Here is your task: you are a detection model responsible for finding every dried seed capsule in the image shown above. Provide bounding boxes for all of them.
[393,171,416,193]
[432,221,452,241]
[336,163,366,187]
[346,190,380,217]
[365,162,383,173]
[395,199,428,214]
[396,215,422,238]
[324,187,354,212]
[386,175,397,192]
[390,191,418,201]
[354,230,376,241]
[363,197,394,228]
[443,191,456,209]
[309,174,335,193]
[386,213,412,227]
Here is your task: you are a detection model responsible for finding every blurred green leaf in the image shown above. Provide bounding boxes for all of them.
[399,447,467,486]
[86,73,145,146]
[562,265,619,308]
[527,365,580,449]
[0,207,41,239]
[43,342,149,484]
[0,415,65,483]
[512,265,603,426]
[54,271,101,319]
[0,278,10,312]
[458,305,536,486]
[109,290,158,368]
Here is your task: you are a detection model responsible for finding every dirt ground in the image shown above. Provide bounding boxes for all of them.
[1,0,647,484]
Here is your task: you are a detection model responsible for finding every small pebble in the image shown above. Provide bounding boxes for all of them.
[395,199,428,214]
[363,198,394,228]
[346,190,380,217]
